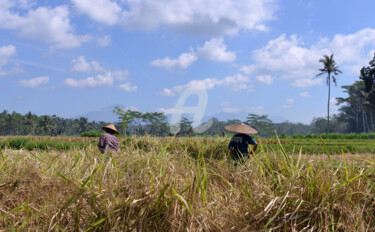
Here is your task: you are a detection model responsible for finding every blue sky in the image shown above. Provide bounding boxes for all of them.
[1,0,375,124]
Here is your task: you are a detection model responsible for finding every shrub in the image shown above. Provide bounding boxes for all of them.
[80,131,102,137]
[8,138,30,149]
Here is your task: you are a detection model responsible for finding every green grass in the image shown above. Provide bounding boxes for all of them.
[1,136,375,156]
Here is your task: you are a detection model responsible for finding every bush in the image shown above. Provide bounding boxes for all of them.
[0,140,5,149]
[8,138,30,149]
[80,131,103,137]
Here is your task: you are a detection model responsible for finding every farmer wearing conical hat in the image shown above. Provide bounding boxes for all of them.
[98,124,119,153]
[225,123,258,165]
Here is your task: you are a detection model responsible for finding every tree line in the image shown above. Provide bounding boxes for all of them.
[0,108,313,137]
[314,53,375,133]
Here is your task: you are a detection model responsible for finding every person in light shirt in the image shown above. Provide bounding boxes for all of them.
[98,124,119,153]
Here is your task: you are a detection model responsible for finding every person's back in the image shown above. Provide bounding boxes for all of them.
[228,133,257,163]
[98,124,119,153]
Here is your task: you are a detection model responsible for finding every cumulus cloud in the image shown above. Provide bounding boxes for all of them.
[240,34,327,81]
[241,28,375,87]
[71,0,122,25]
[0,1,91,49]
[112,70,129,81]
[70,56,104,73]
[160,74,252,96]
[151,38,236,70]
[18,76,49,88]
[0,45,16,74]
[64,72,114,88]
[120,0,276,36]
[64,70,135,90]
[197,38,236,62]
[150,52,198,70]
[0,44,22,76]
[118,83,138,92]
[97,35,111,47]
[256,75,273,85]
[299,92,310,98]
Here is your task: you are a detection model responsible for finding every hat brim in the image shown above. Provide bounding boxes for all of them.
[224,124,258,134]
[102,126,120,134]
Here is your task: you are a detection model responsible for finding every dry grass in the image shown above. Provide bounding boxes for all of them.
[1,137,375,231]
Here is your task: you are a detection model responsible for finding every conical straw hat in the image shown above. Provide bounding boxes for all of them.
[102,124,119,134]
[224,123,258,134]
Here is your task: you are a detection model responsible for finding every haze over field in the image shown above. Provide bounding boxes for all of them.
[1,0,375,123]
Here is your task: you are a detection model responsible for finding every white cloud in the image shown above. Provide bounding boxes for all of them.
[292,78,322,88]
[328,28,375,66]
[97,35,111,47]
[160,74,252,96]
[71,0,122,25]
[70,56,104,73]
[330,98,338,105]
[256,75,273,85]
[0,45,16,65]
[118,83,138,92]
[64,72,114,88]
[120,0,276,36]
[299,92,310,98]
[282,98,293,109]
[197,38,236,62]
[0,44,16,72]
[240,34,327,80]
[241,29,375,88]
[18,76,49,88]
[112,70,129,81]
[0,2,91,49]
[286,98,294,103]
[0,44,22,76]
[150,52,198,70]
[64,70,133,90]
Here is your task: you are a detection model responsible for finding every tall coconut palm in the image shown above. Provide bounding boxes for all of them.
[315,54,342,133]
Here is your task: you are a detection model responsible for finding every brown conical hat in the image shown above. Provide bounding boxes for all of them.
[224,123,258,134]
[102,124,119,134]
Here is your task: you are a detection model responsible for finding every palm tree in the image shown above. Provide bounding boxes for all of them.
[315,54,342,133]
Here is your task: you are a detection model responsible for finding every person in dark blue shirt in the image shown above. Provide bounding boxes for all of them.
[228,133,258,164]
[225,123,258,165]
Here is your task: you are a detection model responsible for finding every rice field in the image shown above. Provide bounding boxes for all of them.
[1,136,375,231]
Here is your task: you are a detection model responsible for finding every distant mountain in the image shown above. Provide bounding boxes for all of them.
[202,111,248,122]
[76,104,124,122]
[77,105,291,124]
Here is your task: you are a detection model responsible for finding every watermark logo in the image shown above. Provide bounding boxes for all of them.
[169,88,213,134]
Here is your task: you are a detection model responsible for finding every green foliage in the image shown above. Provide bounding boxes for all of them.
[7,138,30,149]
[80,131,103,137]
[246,114,274,137]
[315,54,342,133]
[1,138,92,150]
